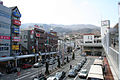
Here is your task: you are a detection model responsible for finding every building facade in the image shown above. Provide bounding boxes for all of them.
[20,25,58,58]
[101,20,119,80]
[0,2,11,57]
[80,33,102,56]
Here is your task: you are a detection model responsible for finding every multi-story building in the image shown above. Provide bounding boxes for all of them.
[20,25,58,59]
[80,33,102,56]
[0,2,11,57]
[10,6,21,56]
[101,20,119,80]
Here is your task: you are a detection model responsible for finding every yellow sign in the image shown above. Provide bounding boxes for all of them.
[12,45,19,50]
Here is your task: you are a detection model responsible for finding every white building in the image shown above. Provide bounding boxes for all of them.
[80,33,102,56]
[101,20,119,80]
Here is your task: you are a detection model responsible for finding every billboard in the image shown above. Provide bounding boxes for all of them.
[12,28,19,33]
[36,33,40,37]
[12,45,19,50]
[0,35,10,40]
[13,12,21,18]
[101,20,110,28]
[12,19,21,26]
[12,36,20,42]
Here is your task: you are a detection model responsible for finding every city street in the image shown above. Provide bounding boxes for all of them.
[0,50,98,80]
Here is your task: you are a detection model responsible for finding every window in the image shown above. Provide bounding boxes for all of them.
[0,10,11,19]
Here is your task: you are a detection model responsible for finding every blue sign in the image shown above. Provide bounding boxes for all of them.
[12,28,19,33]
[13,12,21,18]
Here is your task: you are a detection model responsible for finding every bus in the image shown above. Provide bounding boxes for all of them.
[93,59,103,66]
[87,65,104,80]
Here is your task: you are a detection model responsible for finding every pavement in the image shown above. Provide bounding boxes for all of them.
[104,57,114,80]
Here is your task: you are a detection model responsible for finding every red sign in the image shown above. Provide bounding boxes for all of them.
[36,33,40,37]
[12,36,20,42]
[0,35,10,40]
[30,30,34,34]
[12,19,21,26]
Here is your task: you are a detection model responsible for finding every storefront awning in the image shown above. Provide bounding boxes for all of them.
[0,57,15,62]
[16,54,35,59]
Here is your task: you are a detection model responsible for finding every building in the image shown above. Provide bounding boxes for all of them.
[20,25,58,59]
[80,33,102,56]
[0,1,11,57]
[10,6,21,56]
[101,20,119,80]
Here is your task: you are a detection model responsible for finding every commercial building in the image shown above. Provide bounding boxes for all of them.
[0,2,11,57]
[101,20,119,80]
[20,25,58,59]
[80,33,102,56]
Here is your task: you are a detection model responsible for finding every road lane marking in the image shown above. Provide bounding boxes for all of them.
[74,75,78,80]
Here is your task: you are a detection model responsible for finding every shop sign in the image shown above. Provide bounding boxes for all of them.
[101,20,110,28]
[13,12,21,18]
[12,28,19,33]
[30,30,34,34]
[36,33,40,37]
[12,45,19,50]
[12,19,21,26]
[12,36,20,42]
[0,35,10,40]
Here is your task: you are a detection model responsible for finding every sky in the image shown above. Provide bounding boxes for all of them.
[2,0,120,27]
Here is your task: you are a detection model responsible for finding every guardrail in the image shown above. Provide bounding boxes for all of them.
[107,47,119,79]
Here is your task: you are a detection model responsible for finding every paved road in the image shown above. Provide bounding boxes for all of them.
[0,50,97,80]
[0,50,76,80]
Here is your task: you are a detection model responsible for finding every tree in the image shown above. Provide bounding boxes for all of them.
[72,52,75,60]
[57,56,61,68]
[67,56,69,62]
[45,62,49,75]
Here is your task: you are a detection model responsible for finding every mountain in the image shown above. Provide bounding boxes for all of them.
[20,23,100,34]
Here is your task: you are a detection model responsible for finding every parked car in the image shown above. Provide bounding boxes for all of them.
[47,76,57,80]
[55,72,62,80]
[33,63,43,68]
[74,65,80,71]
[60,71,66,79]
[68,69,77,77]
[77,63,83,68]
[22,64,32,69]
[33,73,47,80]
[78,69,88,78]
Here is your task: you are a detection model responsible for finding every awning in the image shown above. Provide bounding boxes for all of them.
[0,57,15,62]
[16,54,35,59]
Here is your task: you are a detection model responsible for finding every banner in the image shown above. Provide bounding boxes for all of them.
[0,35,10,40]
[12,45,19,50]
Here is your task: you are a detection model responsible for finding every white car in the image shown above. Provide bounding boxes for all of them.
[33,63,43,68]
[78,69,88,78]
[47,76,57,80]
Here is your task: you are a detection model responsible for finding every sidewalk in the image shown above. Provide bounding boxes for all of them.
[104,57,114,80]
